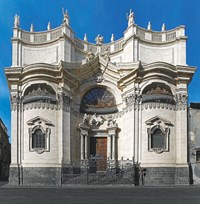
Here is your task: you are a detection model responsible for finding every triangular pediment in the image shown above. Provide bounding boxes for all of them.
[145,115,173,126]
[27,116,53,126]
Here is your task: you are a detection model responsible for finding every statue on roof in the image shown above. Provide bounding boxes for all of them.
[95,34,104,45]
[127,9,134,27]
[30,24,34,32]
[62,8,70,25]
[84,33,88,42]
[14,14,20,28]
[162,23,166,31]
[47,22,51,30]
[147,21,152,30]
[111,34,115,42]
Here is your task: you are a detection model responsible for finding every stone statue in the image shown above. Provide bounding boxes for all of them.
[30,24,34,32]
[95,34,104,45]
[63,9,70,25]
[90,113,103,127]
[104,48,110,61]
[111,34,115,42]
[107,118,117,128]
[162,23,166,31]
[147,21,152,30]
[127,9,134,27]
[82,114,89,126]
[47,22,51,30]
[87,49,95,61]
[14,14,20,28]
[84,33,88,42]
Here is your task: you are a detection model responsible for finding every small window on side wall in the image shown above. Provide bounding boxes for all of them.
[29,125,50,154]
[147,125,169,154]
[196,150,200,162]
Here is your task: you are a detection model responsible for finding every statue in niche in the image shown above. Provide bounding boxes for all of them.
[14,14,20,28]
[127,9,134,26]
[95,34,104,45]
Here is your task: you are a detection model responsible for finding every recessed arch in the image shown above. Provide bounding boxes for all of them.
[23,83,56,104]
[142,82,175,104]
[80,87,118,114]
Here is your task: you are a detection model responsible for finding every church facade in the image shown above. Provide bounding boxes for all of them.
[5,10,196,185]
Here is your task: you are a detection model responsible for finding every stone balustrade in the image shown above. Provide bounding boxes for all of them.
[14,23,185,54]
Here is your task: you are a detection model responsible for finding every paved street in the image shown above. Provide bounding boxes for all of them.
[0,182,200,204]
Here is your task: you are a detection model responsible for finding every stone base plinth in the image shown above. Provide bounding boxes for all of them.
[9,166,61,186]
[142,167,189,186]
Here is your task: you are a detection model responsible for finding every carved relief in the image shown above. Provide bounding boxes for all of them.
[94,72,104,83]
[124,93,141,106]
[58,93,71,106]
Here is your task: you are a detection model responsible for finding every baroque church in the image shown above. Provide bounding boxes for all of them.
[5,10,197,185]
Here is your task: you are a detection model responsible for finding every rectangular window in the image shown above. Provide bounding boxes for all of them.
[196,150,200,162]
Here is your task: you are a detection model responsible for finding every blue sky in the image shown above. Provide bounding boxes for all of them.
[0,0,200,139]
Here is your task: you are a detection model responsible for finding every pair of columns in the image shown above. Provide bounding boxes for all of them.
[80,130,116,160]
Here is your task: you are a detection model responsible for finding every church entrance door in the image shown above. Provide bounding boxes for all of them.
[90,137,107,172]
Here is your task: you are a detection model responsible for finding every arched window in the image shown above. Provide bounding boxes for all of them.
[32,129,45,149]
[80,87,117,114]
[147,124,169,153]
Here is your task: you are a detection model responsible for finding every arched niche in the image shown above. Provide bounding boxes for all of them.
[23,83,56,104]
[142,82,175,104]
[80,87,118,114]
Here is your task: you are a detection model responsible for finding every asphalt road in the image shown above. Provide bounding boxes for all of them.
[1,183,200,204]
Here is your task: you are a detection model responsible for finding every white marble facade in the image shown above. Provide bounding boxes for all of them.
[5,10,196,185]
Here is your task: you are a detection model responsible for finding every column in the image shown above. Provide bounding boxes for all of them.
[112,135,116,160]
[84,135,88,159]
[81,134,84,160]
[107,135,111,159]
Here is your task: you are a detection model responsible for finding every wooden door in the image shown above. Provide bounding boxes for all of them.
[96,137,107,171]
[90,137,107,172]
